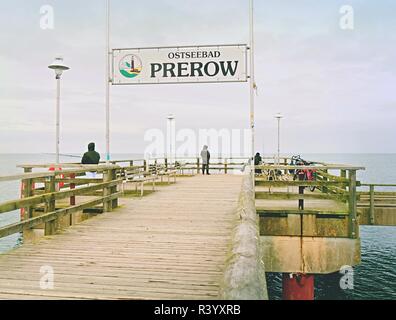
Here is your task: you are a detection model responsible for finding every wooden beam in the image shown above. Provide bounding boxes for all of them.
[257,209,349,216]
[255,191,348,201]
[255,180,348,187]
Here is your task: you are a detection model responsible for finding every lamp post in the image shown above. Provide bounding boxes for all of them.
[48,57,70,165]
[167,114,176,165]
[275,113,283,165]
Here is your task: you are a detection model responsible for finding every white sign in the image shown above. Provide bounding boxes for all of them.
[112,44,248,85]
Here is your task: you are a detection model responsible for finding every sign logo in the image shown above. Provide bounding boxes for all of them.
[119,54,142,78]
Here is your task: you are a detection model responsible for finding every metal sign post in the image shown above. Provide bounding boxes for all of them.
[105,0,111,163]
[249,0,256,165]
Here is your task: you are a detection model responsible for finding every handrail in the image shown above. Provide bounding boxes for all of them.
[0,165,119,182]
[256,164,365,171]
[360,183,396,187]
[17,159,146,168]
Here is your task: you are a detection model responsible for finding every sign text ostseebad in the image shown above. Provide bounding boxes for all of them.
[112,45,248,85]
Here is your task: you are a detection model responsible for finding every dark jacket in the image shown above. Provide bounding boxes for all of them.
[201,146,211,165]
[254,153,262,166]
[82,143,100,165]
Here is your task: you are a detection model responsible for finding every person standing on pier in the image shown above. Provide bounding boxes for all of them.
[201,145,211,175]
[82,143,100,178]
[254,152,263,174]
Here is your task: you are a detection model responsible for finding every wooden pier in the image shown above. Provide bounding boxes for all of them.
[0,156,395,300]
[0,159,266,300]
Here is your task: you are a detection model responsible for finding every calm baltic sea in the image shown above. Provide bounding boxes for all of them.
[0,153,395,300]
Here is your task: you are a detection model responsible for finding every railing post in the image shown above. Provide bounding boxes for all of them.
[44,175,57,236]
[197,157,200,175]
[22,167,33,221]
[369,185,375,225]
[298,172,305,210]
[348,170,358,239]
[21,177,33,221]
[341,170,347,191]
[154,159,158,175]
[322,169,328,193]
[103,169,112,212]
[70,173,76,206]
[225,158,228,175]
[284,158,288,175]
[111,168,118,209]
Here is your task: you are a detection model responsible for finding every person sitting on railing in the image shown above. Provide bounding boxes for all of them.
[82,143,100,178]
[254,152,262,174]
[201,145,211,175]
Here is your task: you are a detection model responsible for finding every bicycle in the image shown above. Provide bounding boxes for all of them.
[291,155,318,192]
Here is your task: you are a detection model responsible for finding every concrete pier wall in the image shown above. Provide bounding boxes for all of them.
[220,170,268,300]
[261,236,360,274]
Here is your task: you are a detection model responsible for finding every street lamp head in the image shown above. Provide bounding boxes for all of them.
[275,113,283,120]
[48,57,70,78]
[167,114,175,120]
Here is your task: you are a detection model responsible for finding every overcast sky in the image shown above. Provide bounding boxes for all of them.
[0,0,395,156]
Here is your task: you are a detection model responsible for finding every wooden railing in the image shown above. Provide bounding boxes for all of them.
[0,165,122,239]
[255,163,365,239]
[358,184,396,225]
[18,157,251,176]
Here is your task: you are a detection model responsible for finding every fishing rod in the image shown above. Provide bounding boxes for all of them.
[43,153,81,159]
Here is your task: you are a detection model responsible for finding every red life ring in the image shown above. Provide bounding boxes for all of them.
[49,167,65,189]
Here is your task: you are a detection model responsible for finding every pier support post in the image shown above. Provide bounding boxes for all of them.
[282,274,314,300]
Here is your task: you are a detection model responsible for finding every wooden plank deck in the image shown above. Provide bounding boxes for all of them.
[0,174,243,300]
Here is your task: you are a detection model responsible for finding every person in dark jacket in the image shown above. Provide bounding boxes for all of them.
[254,152,262,174]
[82,143,100,165]
[200,145,211,175]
